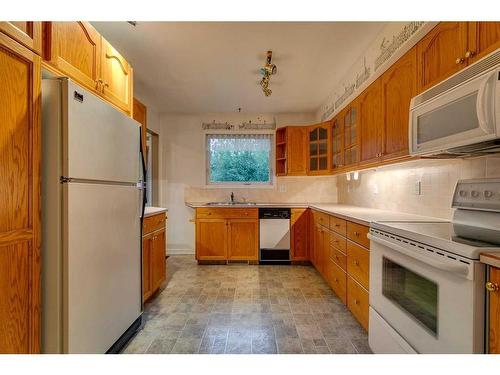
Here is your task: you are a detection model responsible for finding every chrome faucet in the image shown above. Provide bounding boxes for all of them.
[230,192,235,203]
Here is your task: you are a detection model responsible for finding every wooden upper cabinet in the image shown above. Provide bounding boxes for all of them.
[101,37,133,114]
[0,22,42,55]
[342,102,359,167]
[0,34,41,354]
[228,219,259,261]
[359,79,383,164]
[287,126,308,175]
[44,22,101,92]
[133,98,147,159]
[331,114,344,171]
[381,46,417,159]
[416,22,468,93]
[307,122,330,175]
[468,22,500,63]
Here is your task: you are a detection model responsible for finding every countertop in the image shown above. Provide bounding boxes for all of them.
[480,253,500,269]
[185,202,441,226]
[144,206,168,217]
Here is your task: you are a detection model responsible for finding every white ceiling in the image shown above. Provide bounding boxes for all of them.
[92,22,387,113]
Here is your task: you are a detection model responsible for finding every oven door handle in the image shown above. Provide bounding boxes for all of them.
[367,234,469,276]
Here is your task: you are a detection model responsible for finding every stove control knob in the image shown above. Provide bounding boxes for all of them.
[459,190,468,197]
[484,190,493,199]
[471,190,480,198]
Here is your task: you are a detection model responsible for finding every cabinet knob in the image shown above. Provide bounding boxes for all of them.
[465,50,475,58]
[455,57,465,64]
[353,260,360,266]
[486,281,499,292]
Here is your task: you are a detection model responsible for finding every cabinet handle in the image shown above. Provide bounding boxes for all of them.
[96,78,103,90]
[334,278,339,282]
[486,281,499,292]
[353,231,360,237]
[465,50,475,59]
[353,260,360,266]
[455,57,465,64]
[354,299,360,305]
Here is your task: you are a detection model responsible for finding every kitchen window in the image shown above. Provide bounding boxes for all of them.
[206,134,273,186]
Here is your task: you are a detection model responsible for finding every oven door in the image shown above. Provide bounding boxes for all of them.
[369,233,485,353]
[410,69,498,156]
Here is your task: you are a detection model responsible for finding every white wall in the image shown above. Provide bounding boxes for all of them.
[160,112,338,254]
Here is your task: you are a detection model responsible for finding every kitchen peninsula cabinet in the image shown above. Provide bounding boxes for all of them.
[0,33,41,353]
[195,208,259,262]
[142,212,167,302]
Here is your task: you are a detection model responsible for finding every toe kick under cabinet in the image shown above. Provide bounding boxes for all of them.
[312,209,370,331]
[142,212,167,303]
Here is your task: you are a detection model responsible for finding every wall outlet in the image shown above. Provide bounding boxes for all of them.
[414,181,422,195]
[279,184,286,193]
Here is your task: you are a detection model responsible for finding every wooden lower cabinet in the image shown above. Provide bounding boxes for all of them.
[309,209,370,331]
[195,219,227,260]
[347,276,369,331]
[142,213,167,302]
[0,33,41,354]
[291,208,309,261]
[195,208,258,262]
[487,266,500,353]
[228,219,258,261]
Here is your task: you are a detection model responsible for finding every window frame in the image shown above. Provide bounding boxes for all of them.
[204,131,275,188]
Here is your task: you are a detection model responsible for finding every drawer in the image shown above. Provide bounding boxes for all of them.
[346,241,370,290]
[143,213,165,234]
[347,276,369,331]
[326,258,347,304]
[329,215,347,236]
[346,221,370,249]
[196,207,258,219]
[330,247,347,271]
[330,230,346,253]
[312,210,329,227]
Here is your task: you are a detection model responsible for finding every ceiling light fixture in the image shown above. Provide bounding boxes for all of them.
[259,50,277,97]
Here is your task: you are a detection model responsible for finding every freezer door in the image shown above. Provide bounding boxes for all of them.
[63,182,142,353]
[63,80,140,183]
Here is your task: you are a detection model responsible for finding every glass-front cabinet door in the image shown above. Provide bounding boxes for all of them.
[308,122,330,174]
[343,102,359,167]
[331,114,344,170]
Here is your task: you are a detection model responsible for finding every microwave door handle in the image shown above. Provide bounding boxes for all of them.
[367,234,469,276]
[476,71,496,134]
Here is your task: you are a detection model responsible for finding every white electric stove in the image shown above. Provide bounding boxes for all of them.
[368,178,500,354]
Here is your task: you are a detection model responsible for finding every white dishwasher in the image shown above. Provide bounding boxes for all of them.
[259,208,291,264]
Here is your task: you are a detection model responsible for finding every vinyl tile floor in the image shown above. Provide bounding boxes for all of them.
[122,255,371,354]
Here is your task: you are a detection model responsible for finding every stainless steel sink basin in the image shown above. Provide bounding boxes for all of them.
[206,202,257,206]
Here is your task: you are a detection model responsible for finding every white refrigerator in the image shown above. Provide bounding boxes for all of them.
[41,78,145,353]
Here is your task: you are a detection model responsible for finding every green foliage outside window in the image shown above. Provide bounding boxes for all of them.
[207,135,271,184]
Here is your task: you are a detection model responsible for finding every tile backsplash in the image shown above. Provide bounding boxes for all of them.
[185,176,338,204]
[337,156,500,219]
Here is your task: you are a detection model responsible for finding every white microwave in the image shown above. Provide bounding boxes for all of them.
[409,50,500,157]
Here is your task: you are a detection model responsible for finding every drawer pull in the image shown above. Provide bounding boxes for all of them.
[334,278,339,282]
[335,224,340,227]
[353,231,360,237]
[353,260,359,266]
[354,299,360,305]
